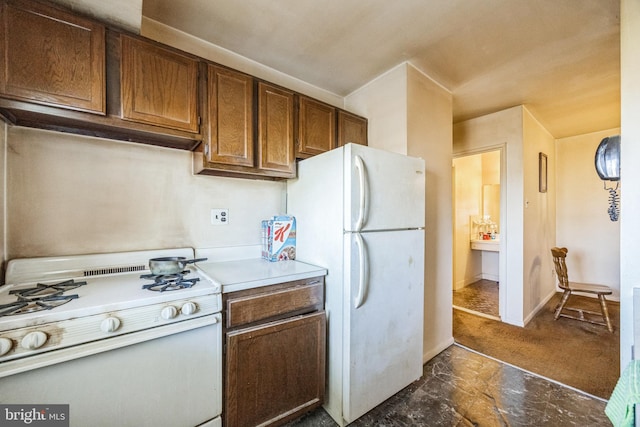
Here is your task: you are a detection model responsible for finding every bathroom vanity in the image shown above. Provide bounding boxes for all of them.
[470,239,499,252]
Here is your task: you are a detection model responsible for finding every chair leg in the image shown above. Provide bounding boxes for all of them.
[598,295,613,333]
[554,290,571,320]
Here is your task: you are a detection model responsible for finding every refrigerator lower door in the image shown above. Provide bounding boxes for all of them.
[342,229,425,423]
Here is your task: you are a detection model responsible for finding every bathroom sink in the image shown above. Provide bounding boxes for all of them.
[470,239,500,252]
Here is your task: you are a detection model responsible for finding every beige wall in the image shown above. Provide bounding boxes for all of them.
[345,63,454,362]
[454,106,524,325]
[620,0,640,370]
[343,64,409,154]
[406,64,453,363]
[5,127,285,261]
[556,128,621,300]
[522,109,556,320]
[454,105,616,326]
[51,0,142,33]
[141,18,343,108]
[452,155,482,290]
[482,151,500,184]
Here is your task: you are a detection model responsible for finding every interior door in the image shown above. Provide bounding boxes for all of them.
[342,229,424,423]
[344,144,425,232]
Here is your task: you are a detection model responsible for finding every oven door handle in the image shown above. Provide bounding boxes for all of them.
[0,314,221,379]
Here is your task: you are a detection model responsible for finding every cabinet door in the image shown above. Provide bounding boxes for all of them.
[206,65,254,166]
[337,110,368,147]
[0,0,105,114]
[257,82,295,176]
[121,35,199,132]
[297,95,336,158]
[225,311,326,427]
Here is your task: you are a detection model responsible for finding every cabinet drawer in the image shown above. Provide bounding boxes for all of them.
[226,279,323,328]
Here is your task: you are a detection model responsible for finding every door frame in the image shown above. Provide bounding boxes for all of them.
[452,144,506,320]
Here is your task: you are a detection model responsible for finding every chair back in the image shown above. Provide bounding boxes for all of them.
[551,247,570,290]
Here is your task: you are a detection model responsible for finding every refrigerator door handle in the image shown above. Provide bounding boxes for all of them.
[354,155,368,232]
[354,233,368,309]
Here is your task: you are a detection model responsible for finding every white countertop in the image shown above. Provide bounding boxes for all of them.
[470,239,500,252]
[195,258,327,293]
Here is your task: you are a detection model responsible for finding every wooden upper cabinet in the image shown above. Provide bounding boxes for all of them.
[120,35,199,133]
[296,95,335,158]
[206,65,254,167]
[0,0,105,114]
[257,82,295,177]
[337,110,368,147]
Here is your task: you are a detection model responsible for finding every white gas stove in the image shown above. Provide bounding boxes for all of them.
[0,248,222,427]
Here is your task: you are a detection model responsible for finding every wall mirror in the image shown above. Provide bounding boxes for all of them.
[483,184,500,233]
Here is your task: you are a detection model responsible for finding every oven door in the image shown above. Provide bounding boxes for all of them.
[0,316,222,427]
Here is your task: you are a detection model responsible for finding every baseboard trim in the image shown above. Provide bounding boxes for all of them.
[423,337,455,364]
[523,289,557,325]
[453,305,501,321]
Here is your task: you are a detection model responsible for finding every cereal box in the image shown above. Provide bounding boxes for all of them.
[261,216,296,262]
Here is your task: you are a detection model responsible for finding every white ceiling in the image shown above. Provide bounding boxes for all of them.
[140,0,620,139]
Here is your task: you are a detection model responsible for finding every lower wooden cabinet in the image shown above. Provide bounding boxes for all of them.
[225,312,326,427]
[223,276,326,427]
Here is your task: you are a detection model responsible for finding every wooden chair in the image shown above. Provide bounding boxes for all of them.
[550,247,613,332]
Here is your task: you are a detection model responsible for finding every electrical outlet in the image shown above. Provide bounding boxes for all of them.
[211,208,229,225]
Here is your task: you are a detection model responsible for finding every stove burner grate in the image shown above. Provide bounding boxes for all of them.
[140,271,199,292]
[0,279,87,316]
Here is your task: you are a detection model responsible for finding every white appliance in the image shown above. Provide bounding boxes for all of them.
[0,248,222,427]
[287,143,425,426]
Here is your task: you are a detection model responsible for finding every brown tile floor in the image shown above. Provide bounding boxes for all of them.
[453,280,499,318]
[285,344,610,426]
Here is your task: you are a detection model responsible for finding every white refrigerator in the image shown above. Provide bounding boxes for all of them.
[287,143,425,426]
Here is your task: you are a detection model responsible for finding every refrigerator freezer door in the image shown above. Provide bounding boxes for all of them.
[342,229,424,423]
[344,144,425,232]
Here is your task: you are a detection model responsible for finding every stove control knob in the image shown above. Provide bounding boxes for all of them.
[100,317,121,334]
[181,302,198,316]
[161,306,178,320]
[21,331,48,350]
[0,337,13,356]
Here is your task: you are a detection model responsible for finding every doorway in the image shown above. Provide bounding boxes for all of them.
[452,148,504,320]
